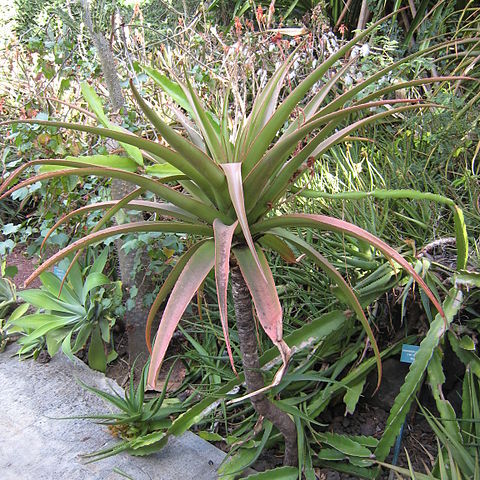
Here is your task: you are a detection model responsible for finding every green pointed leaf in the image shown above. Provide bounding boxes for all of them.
[145,164,185,179]
[243,467,298,480]
[39,155,138,173]
[88,325,107,372]
[82,272,110,303]
[318,432,372,458]
[81,83,144,166]
[19,289,84,316]
[167,310,348,438]
[80,83,110,124]
[344,377,366,416]
[131,81,224,188]
[142,67,192,112]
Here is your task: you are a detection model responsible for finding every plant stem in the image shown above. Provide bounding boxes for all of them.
[230,265,298,467]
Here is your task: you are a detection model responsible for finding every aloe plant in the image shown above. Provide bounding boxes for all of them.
[1,15,465,465]
[8,249,122,372]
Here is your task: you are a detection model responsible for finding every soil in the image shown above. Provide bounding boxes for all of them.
[5,244,42,289]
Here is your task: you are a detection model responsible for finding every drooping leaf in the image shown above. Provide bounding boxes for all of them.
[147,241,215,390]
[42,200,197,249]
[0,119,220,189]
[213,219,239,375]
[289,188,467,272]
[25,221,212,287]
[271,228,382,389]
[0,159,223,223]
[232,245,291,400]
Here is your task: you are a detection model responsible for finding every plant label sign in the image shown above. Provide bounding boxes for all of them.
[400,344,420,364]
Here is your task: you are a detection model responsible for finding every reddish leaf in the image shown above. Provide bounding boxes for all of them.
[147,241,215,389]
[232,245,291,401]
[0,160,221,223]
[24,221,212,287]
[41,200,196,251]
[272,228,382,390]
[252,214,445,319]
[213,219,239,375]
[145,241,209,353]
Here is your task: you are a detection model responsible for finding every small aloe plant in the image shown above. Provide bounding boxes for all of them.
[2,15,465,465]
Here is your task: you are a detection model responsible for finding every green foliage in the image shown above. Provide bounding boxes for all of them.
[0,263,21,351]
[8,249,122,371]
[1,2,479,476]
[72,362,185,461]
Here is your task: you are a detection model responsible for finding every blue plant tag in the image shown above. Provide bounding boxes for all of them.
[400,344,420,364]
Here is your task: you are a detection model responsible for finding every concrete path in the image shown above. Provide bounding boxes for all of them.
[0,344,225,480]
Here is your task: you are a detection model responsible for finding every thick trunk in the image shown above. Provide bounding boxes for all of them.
[230,265,297,466]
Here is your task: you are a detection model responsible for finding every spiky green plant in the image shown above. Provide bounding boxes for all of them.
[1,15,469,465]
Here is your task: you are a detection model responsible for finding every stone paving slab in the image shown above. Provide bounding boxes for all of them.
[0,344,225,480]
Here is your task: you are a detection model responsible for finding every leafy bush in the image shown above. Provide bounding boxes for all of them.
[8,248,122,371]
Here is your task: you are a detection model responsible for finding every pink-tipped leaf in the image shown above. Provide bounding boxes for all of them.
[252,214,445,320]
[145,240,209,353]
[147,240,215,390]
[24,221,212,288]
[232,245,291,401]
[213,219,239,375]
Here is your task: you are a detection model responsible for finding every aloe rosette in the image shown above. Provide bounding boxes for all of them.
[2,14,467,464]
